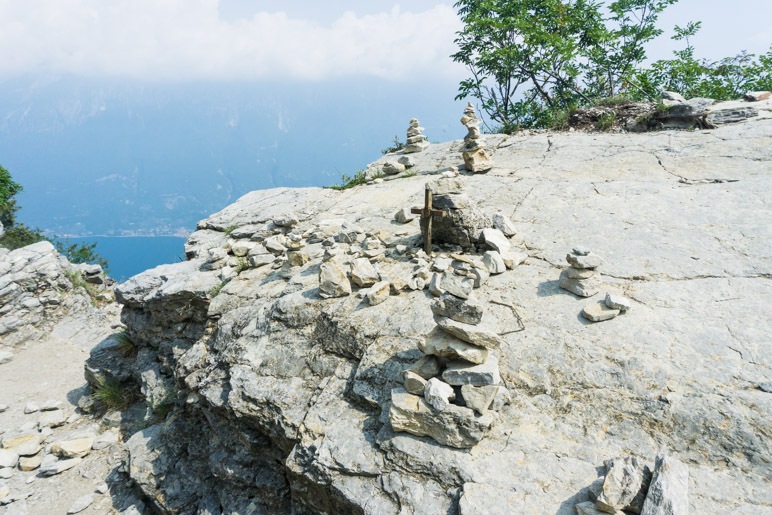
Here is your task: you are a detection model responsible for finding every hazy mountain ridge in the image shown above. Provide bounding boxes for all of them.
[0,76,464,236]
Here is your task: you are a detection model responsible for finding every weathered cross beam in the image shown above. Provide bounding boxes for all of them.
[411,188,446,254]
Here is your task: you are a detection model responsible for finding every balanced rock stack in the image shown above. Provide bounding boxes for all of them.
[427,177,492,250]
[559,247,602,297]
[460,103,494,173]
[403,118,429,154]
[389,290,509,448]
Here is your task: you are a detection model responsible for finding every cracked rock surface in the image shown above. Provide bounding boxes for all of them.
[81,102,771,514]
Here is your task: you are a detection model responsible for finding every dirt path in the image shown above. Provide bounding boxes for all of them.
[0,306,142,515]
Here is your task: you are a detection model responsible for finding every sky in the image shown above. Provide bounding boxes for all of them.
[0,0,769,83]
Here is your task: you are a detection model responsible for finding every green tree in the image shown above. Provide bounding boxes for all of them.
[451,0,677,130]
[634,22,772,100]
[0,165,109,272]
[0,165,23,228]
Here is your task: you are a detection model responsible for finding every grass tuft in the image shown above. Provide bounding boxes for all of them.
[92,376,134,411]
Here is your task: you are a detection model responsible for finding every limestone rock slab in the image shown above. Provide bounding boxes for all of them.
[443,354,501,386]
[434,315,503,349]
[389,389,496,448]
[641,455,689,515]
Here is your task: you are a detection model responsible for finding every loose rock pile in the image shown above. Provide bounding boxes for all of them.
[0,399,123,513]
[389,288,509,448]
[576,454,689,515]
[460,103,494,173]
[403,117,429,154]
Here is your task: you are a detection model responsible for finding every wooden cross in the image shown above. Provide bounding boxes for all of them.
[411,188,446,254]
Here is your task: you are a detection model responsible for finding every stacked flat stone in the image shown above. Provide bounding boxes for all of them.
[389,289,509,448]
[460,103,494,173]
[427,177,491,250]
[403,118,429,154]
[559,247,602,297]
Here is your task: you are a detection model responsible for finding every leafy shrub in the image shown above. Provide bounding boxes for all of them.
[381,136,405,155]
[92,375,134,411]
[325,169,369,191]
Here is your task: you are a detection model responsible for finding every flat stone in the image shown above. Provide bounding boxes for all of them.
[0,484,9,499]
[431,293,484,325]
[394,207,415,224]
[91,431,119,451]
[96,483,109,494]
[0,405,7,413]
[38,409,66,428]
[248,253,275,268]
[706,106,758,126]
[744,91,771,102]
[50,437,95,458]
[366,281,390,306]
[2,434,42,456]
[408,356,442,380]
[0,467,12,479]
[382,161,406,175]
[582,301,620,322]
[389,388,496,448]
[597,456,652,513]
[462,147,494,173]
[492,213,517,237]
[560,270,601,297]
[605,292,632,312]
[350,258,379,287]
[39,456,82,476]
[0,351,13,365]
[499,250,527,269]
[273,216,299,227]
[40,400,62,411]
[460,385,499,414]
[572,246,592,256]
[402,371,427,396]
[427,177,464,195]
[419,327,489,365]
[641,455,689,515]
[566,252,602,269]
[480,228,511,253]
[567,267,596,279]
[443,354,501,386]
[424,378,456,412]
[18,455,41,471]
[434,315,503,349]
[67,494,94,514]
[318,262,351,298]
[23,402,39,414]
[482,251,506,274]
[440,272,474,299]
[0,449,19,468]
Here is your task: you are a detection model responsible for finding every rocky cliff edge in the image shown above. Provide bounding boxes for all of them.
[89,100,771,514]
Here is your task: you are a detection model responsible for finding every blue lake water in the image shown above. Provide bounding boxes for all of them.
[70,236,187,283]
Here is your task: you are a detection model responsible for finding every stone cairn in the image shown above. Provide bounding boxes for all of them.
[403,118,429,154]
[460,103,494,173]
[389,284,509,449]
[559,247,602,298]
[559,247,634,323]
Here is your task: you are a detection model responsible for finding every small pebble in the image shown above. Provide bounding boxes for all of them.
[67,494,94,514]
[23,402,40,414]
[0,404,9,413]
[96,483,109,495]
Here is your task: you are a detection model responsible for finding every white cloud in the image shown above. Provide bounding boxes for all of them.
[0,0,464,81]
